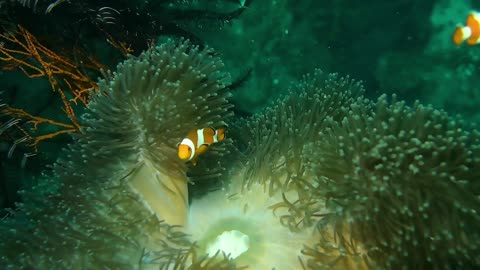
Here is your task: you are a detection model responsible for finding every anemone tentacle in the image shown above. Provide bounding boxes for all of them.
[0,38,233,269]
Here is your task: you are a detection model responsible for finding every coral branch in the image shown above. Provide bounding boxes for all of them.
[0,25,102,107]
[0,25,105,153]
[1,107,80,151]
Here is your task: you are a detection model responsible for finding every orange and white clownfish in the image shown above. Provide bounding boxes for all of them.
[177,127,225,165]
[453,11,480,46]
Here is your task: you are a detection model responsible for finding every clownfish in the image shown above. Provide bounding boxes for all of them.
[177,127,225,165]
[453,11,480,46]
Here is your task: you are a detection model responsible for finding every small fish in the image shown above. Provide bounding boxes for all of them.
[177,127,225,165]
[453,11,480,46]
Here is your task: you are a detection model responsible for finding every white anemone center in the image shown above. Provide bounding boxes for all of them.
[206,230,250,259]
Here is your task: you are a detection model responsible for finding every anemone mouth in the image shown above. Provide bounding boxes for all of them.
[199,218,257,260]
[185,169,322,269]
[181,167,376,270]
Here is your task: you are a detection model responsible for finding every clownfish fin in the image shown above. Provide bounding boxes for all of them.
[466,12,480,29]
[216,128,225,141]
[196,144,209,156]
[453,25,470,45]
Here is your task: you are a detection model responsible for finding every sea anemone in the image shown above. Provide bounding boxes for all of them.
[233,70,365,192]
[304,95,480,269]
[2,38,479,269]
[177,70,372,269]
[184,71,480,269]
[55,38,233,225]
[0,38,232,268]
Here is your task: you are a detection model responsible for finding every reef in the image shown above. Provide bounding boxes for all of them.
[0,37,480,270]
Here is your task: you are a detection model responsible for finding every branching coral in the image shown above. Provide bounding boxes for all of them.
[0,38,233,268]
[0,25,105,152]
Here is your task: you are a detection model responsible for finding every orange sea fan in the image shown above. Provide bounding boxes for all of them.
[0,25,106,153]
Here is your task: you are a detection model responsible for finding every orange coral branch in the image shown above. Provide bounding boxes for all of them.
[32,128,78,149]
[3,108,76,130]
[1,107,81,151]
[0,25,105,153]
[104,31,134,57]
[0,25,100,108]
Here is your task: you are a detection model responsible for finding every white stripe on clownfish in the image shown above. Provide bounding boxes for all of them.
[212,129,222,143]
[197,128,205,146]
[179,137,196,161]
